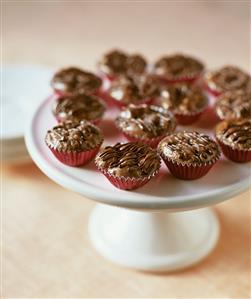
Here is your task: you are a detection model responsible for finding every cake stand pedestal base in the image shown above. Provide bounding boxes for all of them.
[89,204,219,272]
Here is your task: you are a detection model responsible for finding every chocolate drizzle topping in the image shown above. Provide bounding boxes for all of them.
[215,90,251,120]
[158,132,220,166]
[206,66,251,93]
[159,84,208,114]
[98,49,147,77]
[45,120,103,152]
[51,67,102,95]
[53,94,105,122]
[215,120,251,150]
[154,54,204,79]
[95,142,161,178]
[116,104,176,139]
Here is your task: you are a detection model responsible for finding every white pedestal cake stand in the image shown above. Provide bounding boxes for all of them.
[25,97,251,272]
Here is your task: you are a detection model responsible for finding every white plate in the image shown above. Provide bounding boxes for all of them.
[25,97,251,211]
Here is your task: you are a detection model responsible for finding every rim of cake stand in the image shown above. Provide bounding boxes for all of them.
[25,100,251,211]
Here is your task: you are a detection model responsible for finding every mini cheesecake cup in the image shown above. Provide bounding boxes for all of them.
[214,90,251,121]
[115,105,177,147]
[47,144,102,167]
[159,85,209,125]
[51,67,103,97]
[95,165,159,190]
[204,67,251,98]
[45,121,103,167]
[158,134,220,180]
[52,94,106,125]
[95,142,161,190]
[215,120,251,163]
[153,55,205,84]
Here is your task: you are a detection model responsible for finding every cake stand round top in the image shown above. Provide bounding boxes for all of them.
[25,97,251,211]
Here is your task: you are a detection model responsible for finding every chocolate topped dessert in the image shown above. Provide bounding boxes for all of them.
[215,90,251,120]
[45,120,103,153]
[159,84,208,114]
[53,94,105,123]
[154,54,204,81]
[98,49,128,77]
[126,54,147,76]
[215,120,251,151]
[95,142,160,178]
[51,67,102,95]
[136,75,160,98]
[108,76,139,105]
[158,132,220,166]
[98,49,147,78]
[107,75,159,106]
[205,66,251,95]
[116,104,176,139]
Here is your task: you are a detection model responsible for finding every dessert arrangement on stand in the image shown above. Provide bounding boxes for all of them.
[44,49,251,191]
[25,49,251,271]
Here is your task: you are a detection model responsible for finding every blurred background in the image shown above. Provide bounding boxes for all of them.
[2,1,251,298]
[3,1,250,69]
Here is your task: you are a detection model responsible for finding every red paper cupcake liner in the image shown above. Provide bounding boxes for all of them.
[160,155,216,180]
[122,132,166,148]
[203,81,221,98]
[48,145,101,167]
[216,139,251,163]
[103,172,151,190]
[173,101,208,125]
[96,165,159,190]
[174,110,204,125]
[154,73,202,85]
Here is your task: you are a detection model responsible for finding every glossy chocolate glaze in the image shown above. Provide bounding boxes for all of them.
[206,66,251,94]
[98,49,147,77]
[159,83,208,114]
[215,119,251,150]
[116,104,176,139]
[158,131,220,166]
[45,120,103,152]
[95,142,160,178]
[53,94,105,122]
[154,54,204,79]
[215,90,251,120]
[108,75,159,105]
[51,67,102,95]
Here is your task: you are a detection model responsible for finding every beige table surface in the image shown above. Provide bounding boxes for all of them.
[2,1,251,298]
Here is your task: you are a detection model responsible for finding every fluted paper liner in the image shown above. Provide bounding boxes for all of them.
[47,143,102,167]
[216,139,251,163]
[159,151,220,180]
[95,161,160,190]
